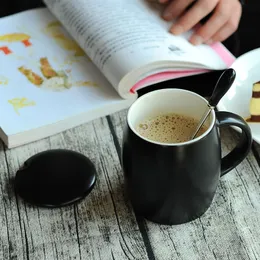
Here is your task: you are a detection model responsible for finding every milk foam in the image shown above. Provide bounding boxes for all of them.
[136,113,207,143]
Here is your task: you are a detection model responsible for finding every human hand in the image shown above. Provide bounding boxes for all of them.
[158,0,242,45]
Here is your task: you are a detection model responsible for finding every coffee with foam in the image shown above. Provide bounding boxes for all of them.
[136,113,207,144]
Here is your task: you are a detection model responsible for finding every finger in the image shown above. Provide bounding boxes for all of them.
[148,0,168,3]
[162,0,195,21]
[159,0,170,3]
[170,0,218,35]
[189,0,232,45]
[206,8,242,44]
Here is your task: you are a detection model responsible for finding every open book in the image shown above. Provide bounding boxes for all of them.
[0,0,235,148]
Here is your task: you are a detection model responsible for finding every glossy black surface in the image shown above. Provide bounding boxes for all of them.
[217,112,252,175]
[122,112,252,225]
[14,149,96,208]
[208,69,236,108]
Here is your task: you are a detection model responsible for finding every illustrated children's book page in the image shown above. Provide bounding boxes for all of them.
[0,9,132,137]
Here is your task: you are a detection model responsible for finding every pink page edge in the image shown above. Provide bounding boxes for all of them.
[129,42,236,94]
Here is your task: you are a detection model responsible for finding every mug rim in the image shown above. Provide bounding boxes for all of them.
[127,88,216,147]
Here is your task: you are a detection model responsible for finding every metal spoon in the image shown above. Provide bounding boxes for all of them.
[190,68,236,140]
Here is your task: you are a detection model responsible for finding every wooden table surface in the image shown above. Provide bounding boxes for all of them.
[0,111,260,260]
[1,1,260,260]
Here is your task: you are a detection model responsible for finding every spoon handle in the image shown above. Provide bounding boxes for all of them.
[208,68,236,107]
[190,106,212,139]
[190,68,236,140]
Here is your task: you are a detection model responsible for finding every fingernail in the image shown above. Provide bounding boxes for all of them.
[191,35,203,45]
[170,25,183,35]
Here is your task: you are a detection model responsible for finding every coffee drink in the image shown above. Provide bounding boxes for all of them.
[136,113,207,143]
[124,88,252,225]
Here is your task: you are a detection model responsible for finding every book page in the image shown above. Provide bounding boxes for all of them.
[0,8,133,139]
[43,0,231,94]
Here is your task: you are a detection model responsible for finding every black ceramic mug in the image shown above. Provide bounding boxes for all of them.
[122,89,252,225]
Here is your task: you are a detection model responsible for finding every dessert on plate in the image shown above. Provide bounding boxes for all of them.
[246,81,260,122]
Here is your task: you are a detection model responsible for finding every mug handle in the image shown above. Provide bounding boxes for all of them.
[216,111,253,176]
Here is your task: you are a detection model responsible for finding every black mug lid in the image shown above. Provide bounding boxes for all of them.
[14,149,96,208]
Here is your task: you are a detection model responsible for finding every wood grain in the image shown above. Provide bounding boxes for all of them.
[1,109,260,260]
[0,116,149,260]
[109,110,260,260]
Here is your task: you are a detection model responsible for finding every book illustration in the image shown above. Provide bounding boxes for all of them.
[18,56,69,90]
[18,66,44,86]
[43,21,90,60]
[0,33,32,55]
[18,57,98,91]
[246,81,260,123]
[40,57,59,78]
[0,76,8,85]
[8,97,36,115]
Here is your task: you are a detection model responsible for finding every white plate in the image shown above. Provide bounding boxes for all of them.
[217,48,260,144]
